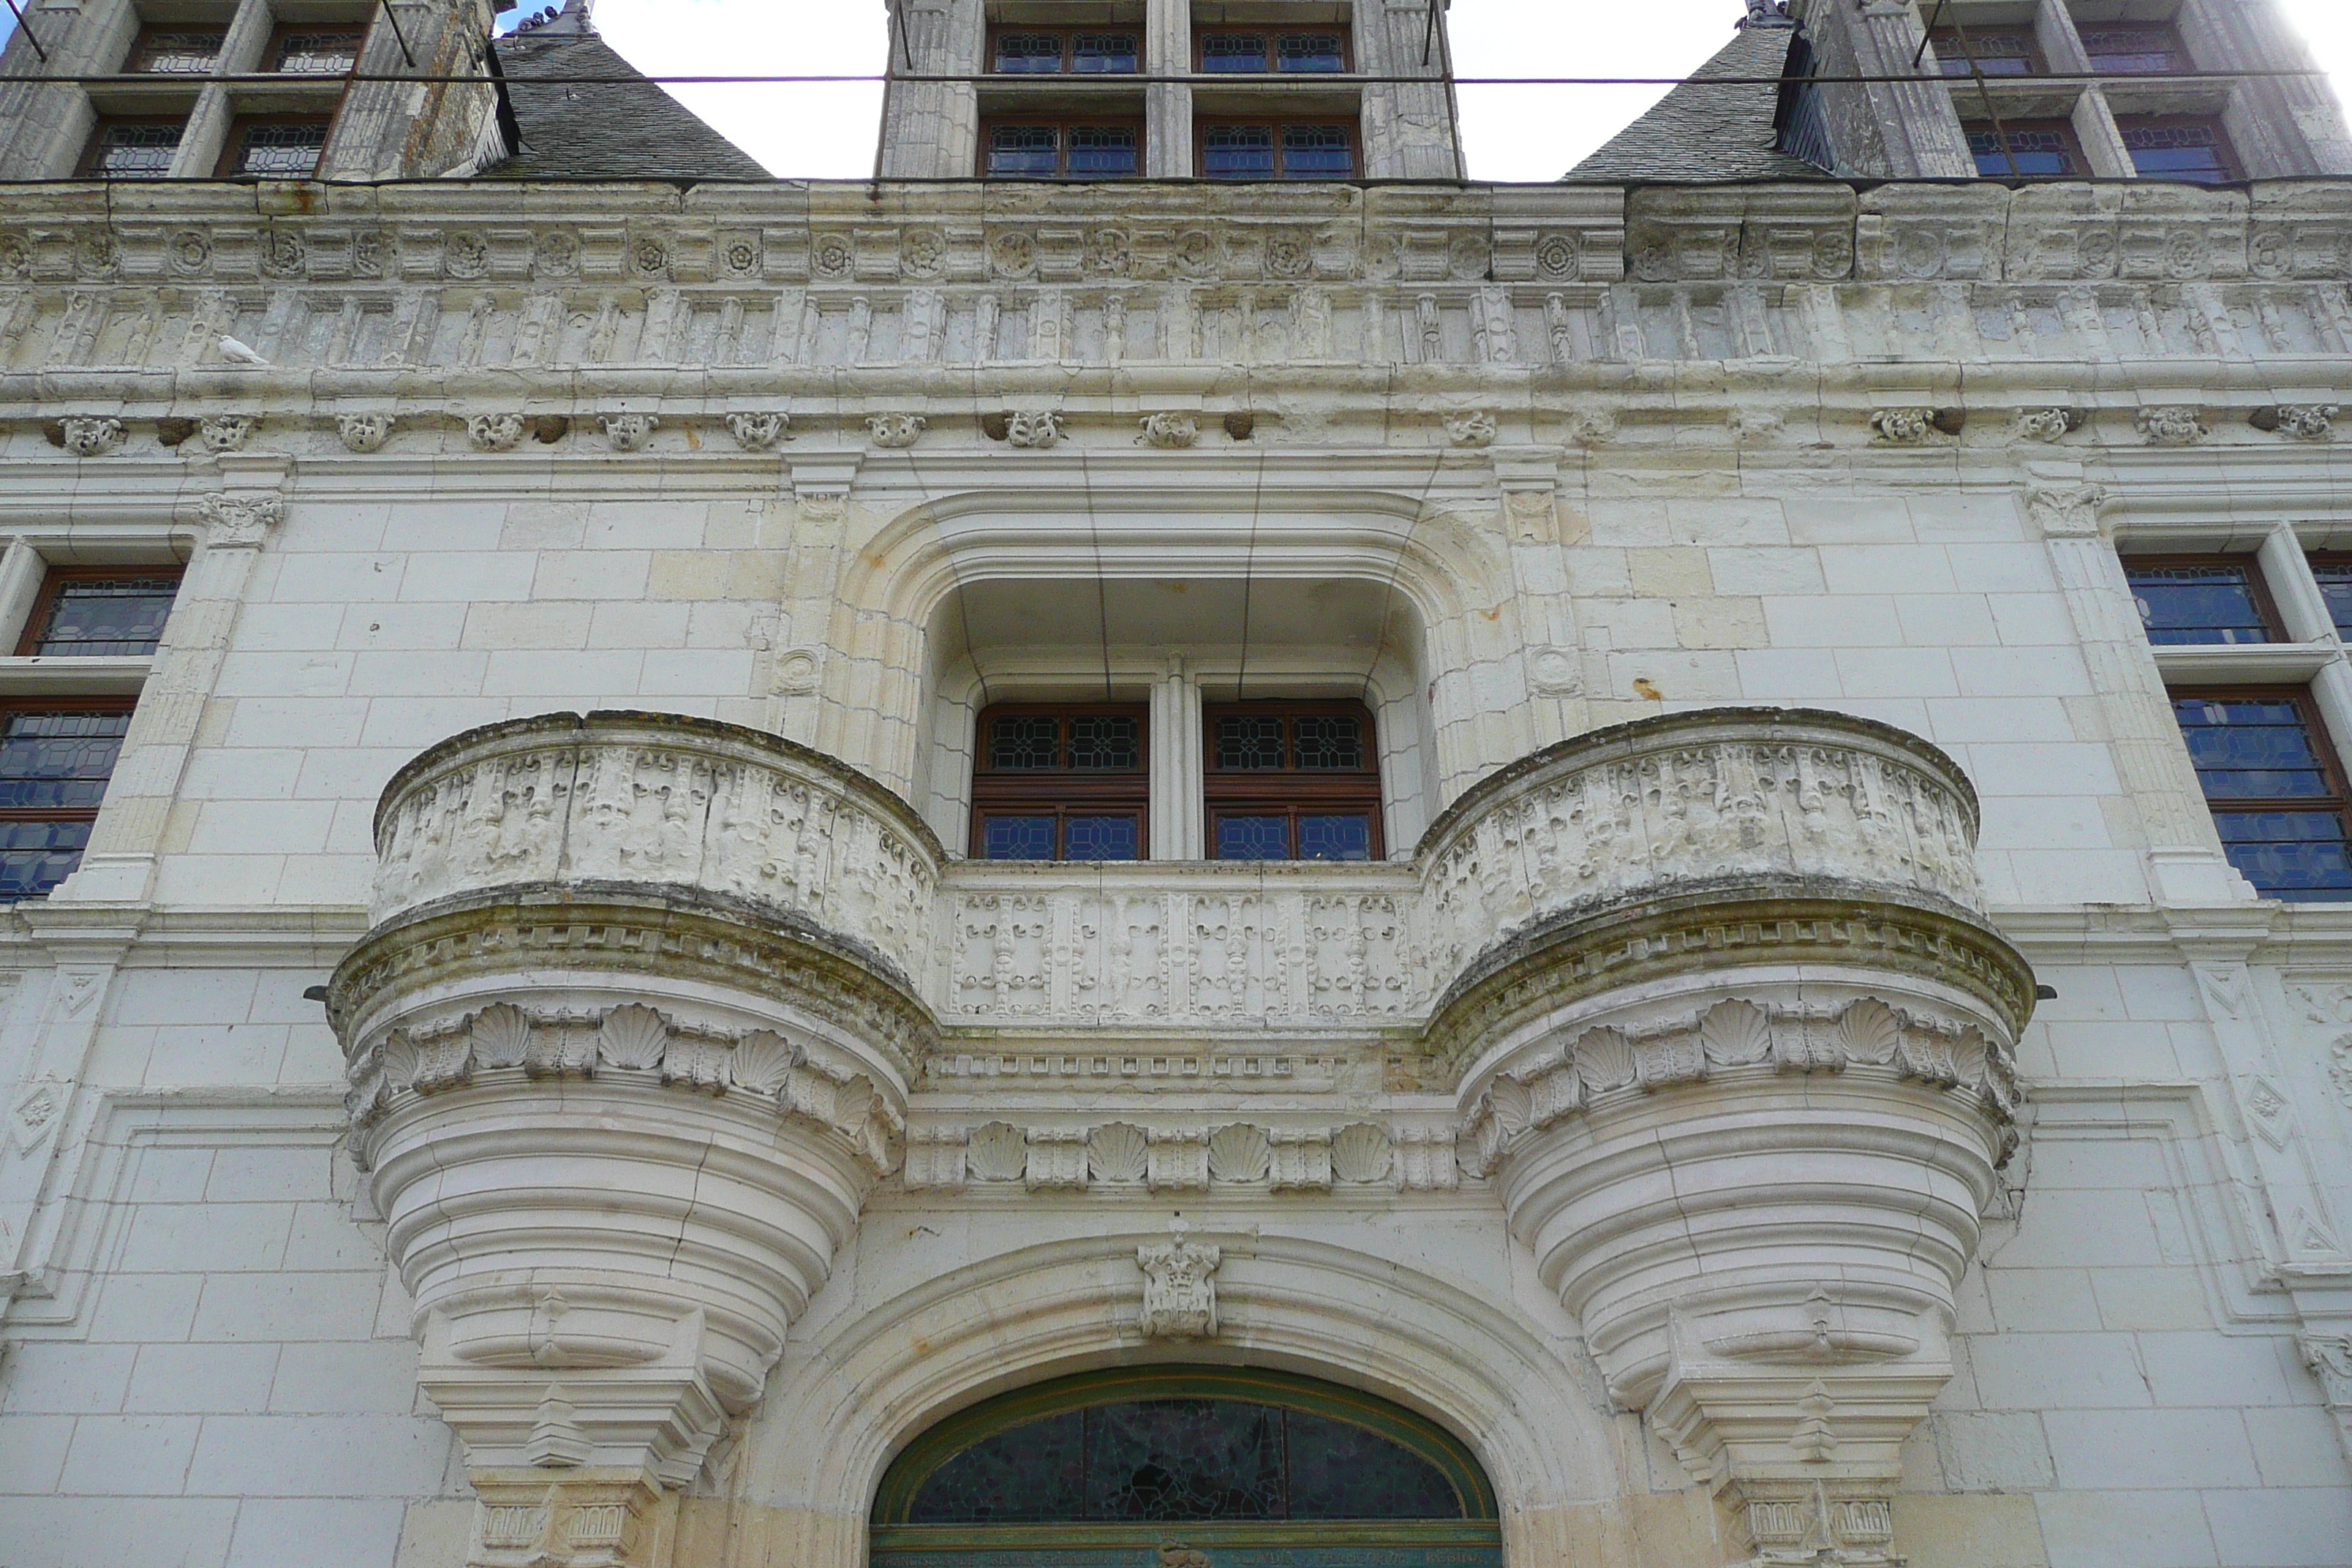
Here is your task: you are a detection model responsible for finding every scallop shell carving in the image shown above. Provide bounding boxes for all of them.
[731,1030,799,1096]
[832,1074,875,1134]
[1488,1074,1533,1135]
[1576,1028,1635,1095]
[968,1121,1028,1182]
[470,1003,533,1069]
[1331,1123,1394,1184]
[1838,999,1901,1066]
[598,1003,670,1071]
[1207,1123,1271,1183]
[1949,1027,1990,1088]
[380,1031,419,1094]
[1700,1000,1771,1067]
[1089,1123,1149,1184]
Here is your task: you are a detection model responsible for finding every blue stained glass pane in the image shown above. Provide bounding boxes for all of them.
[2315,565,2352,639]
[990,715,1060,769]
[2214,811,2352,900]
[1934,31,2034,75]
[1216,716,1284,768]
[1203,126,1275,178]
[1086,1399,1284,1520]
[0,711,129,811]
[1294,715,1362,769]
[2122,122,2227,183]
[983,815,1057,860]
[34,577,179,655]
[2130,565,2270,644]
[1067,127,1139,177]
[1298,815,1371,862]
[1202,33,1269,72]
[906,1410,1084,1522]
[988,127,1061,177]
[2174,698,2332,799]
[1281,125,1353,178]
[1967,127,2073,177]
[0,818,90,900]
[2084,28,2184,74]
[995,32,1064,72]
[1072,33,1137,72]
[1277,33,1344,72]
[1064,816,1139,862]
[1218,815,1290,860]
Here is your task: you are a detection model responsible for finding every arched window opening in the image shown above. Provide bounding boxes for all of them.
[872,1368,1501,1568]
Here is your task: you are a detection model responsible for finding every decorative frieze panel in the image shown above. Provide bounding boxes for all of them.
[902,1117,1431,1193]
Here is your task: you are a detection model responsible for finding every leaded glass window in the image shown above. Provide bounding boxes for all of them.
[1929,29,2036,75]
[972,704,1148,861]
[2310,558,2352,639]
[1072,34,1139,73]
[2171,692,2352,901]
[225,121,329,178]
[274,29,366,74]
[872,1367,1501,1568]
[0,706,135,899]
[1965,121,2081,178]
[994,31,1064,72]
[1201,122,1357,179]
[2118,118,2234,184]
[2083,25,2187,75]
[83,121,184,181]
[2126,559,2279,645]
[1202,32,1270,72]
[20,571,183,657]
[985,123,1142,178]
[1276,33,1346,72]
[129,29,226,73]
[1205,702,1382,861]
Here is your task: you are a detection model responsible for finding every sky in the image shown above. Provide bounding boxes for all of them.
[1,0,2347,180]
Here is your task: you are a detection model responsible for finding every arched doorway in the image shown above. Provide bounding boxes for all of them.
[870,1367,1504,1568]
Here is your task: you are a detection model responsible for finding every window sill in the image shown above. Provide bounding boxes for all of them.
[0,656,155,693]
[2152,641,2339,684]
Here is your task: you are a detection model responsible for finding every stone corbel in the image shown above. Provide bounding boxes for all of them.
[785,451,864,510]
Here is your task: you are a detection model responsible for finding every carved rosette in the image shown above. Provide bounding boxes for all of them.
[333,712,943,1513]
[1430,708,2033,1564]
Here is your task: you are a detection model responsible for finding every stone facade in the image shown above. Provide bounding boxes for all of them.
[0,2,2350,1567]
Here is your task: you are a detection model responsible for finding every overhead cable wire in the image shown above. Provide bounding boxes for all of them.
[1,0,48,61]
[7,67,2339,88]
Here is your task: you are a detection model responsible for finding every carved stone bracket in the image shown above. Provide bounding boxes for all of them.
[2137,405,2209,445]
[195,492,284,548]
[867,412,925,449]
[2253,403,2337,440]
[725,412,788,451]
[58,415,124,457]
[1138,412,1199,448]
[336,413,394,453]
[467,413,526,453]
[196,413,257,453]
[601,414,658,452]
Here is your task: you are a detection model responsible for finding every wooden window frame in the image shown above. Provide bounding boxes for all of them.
[2168,684,2352,900]
[984,26,1141,75]
[1926,26,2043,76]
[1961,117,2092,179]
[2113,113,2240,184]
[2306,551,2352,640]
[77,116,189,178]
[16,566,187,658]
[1203,698,1384,862]
[2122,552,2285,645]
[1194,116,1360,179]
[0,695,140,901]
[970,701,1151,862]
[2078,20,2191,75]
[265,20,371,77]
[1193,29,1352,74]
[214,113,336,178]
[978,116,1146,178]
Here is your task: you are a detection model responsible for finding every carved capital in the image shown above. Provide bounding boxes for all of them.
[2027,483,2111,538]
[196,491,284,546]
[465,1469,671,1568]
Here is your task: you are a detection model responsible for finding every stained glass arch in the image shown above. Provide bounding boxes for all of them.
[871,1368,1503,1568]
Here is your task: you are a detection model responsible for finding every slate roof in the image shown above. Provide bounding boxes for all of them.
[1564,24,1825,183]
[489,26,769,181]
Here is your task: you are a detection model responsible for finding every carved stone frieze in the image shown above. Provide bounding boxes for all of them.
[196,414,256,453]
[2137,405,2210,445]
[59,415,124,456]
[2011,407,2084,442]
[724,412,788,450]
[2253,403,2338,440]
[1138,412,1199,449]
[905,1117,1402,1193]
[1444,410,1499,448]
[1004,410,1064,448]
[336,413,394,453]
[600,414,657,452]
[867,412,925,448]
[467,412,525,452]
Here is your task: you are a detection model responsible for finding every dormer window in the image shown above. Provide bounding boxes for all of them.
[79,120,184,179]
[129,29,227,74]
[1199,32,1349,73]
[1927,29,2038,76]
[2081,24,2187,75]
[271,27,366,75]
[218,118,331,178]
[990,30,1139,75]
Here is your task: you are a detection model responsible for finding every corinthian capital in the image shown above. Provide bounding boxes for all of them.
[196,492,284,546]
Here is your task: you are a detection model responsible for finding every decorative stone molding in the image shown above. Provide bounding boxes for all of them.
[1866,407,1952,444]
[335,712,947,1503]
[195,492,284,547]
[1138,412,1199,449]
[59,415,124,456]
[1004,410,1064,448]
[905,1118,1409,1193]
[867,412,925,448]
[2027,483,2112,538]
[2011,407,2084,442]
[1137,1224,1221,1339]
[1424,708,2028,1564]
[2137,405,2209,445]
[2253,403,2337,440]
[336,413,394,453]
[467,412,525,453]
[600,414,658,452]
[2300,1332,2352,1461]
[1444,410,1499,448]
[196,414,256,453]
[724,412,788,451]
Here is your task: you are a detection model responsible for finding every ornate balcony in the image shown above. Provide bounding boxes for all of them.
[334,706,2027,1567]
[332,713,941,1558]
